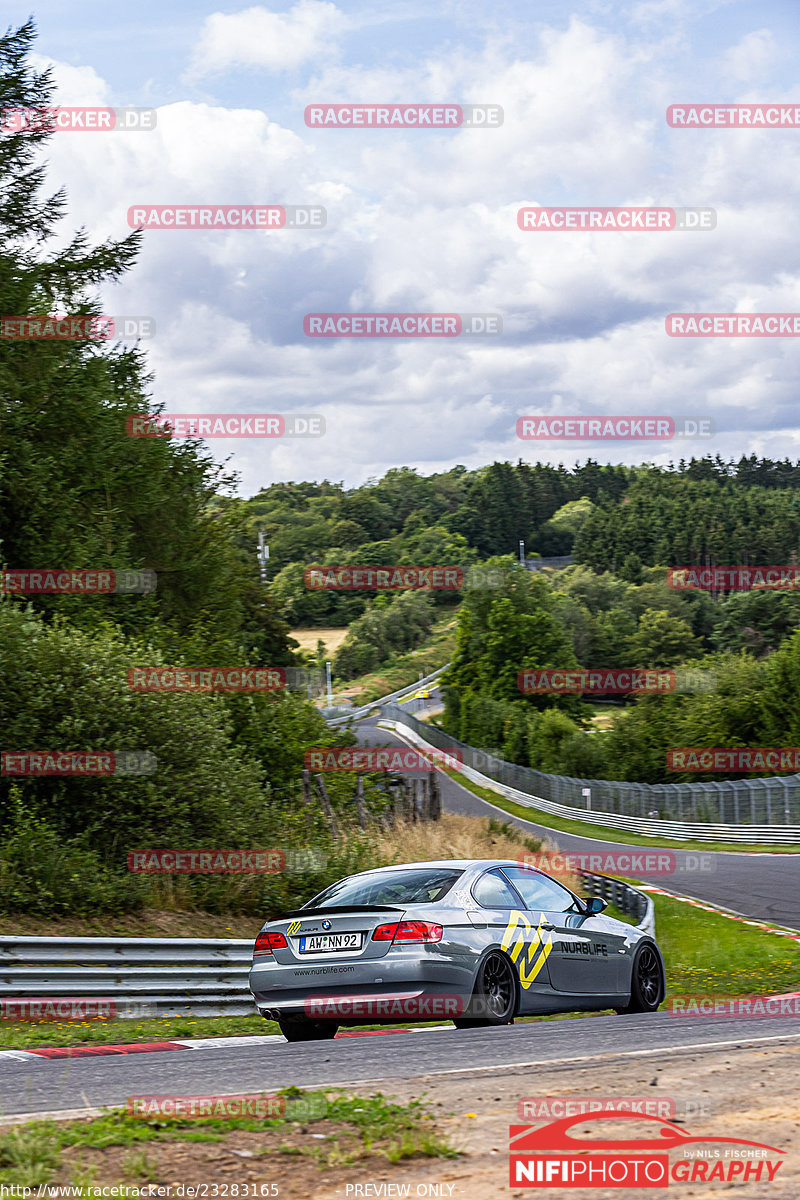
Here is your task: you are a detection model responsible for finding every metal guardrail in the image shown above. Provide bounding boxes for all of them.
[523,556,575,571]
[579,872,655,938]
[0,936,256,1017]
[0,874,654,1017]
[380,708,800,841]
[325,665,448,727]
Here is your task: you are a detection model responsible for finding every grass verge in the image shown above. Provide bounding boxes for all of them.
[649,890,800,997]
[0,1090,457,1188]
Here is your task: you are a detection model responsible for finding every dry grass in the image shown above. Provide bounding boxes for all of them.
[289,627,349,654]
[374,812,537,864]
[0,908,263,939]
[373,813,582,895]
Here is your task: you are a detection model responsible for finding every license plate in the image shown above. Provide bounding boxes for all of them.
[298,932,362,954]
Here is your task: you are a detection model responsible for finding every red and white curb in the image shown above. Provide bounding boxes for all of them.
[0,1025,450,1062]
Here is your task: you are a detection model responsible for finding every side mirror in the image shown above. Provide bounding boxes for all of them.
[584,896,607,915]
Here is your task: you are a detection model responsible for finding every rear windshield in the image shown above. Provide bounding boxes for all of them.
[306,867,463,909]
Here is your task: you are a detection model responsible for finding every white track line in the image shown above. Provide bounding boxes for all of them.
[0,1105,107,1126]
[328,1030,800,1088]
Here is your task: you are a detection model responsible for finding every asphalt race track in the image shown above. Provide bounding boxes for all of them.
[2,1015,800,1119]
[356,710,800,931]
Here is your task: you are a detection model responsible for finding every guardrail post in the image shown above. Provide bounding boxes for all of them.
[430,770,442,820]
[314,773,339,838]
[356,777,366,830]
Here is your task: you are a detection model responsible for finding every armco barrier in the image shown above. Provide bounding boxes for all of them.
[579,872,655,938]
[0,936,256,1018]
[0,874,653,1017]
[379,709,800,843]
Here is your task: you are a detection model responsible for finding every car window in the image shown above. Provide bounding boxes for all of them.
[503,866,580,913]
[471,868,522,909]
[306,868,463,908]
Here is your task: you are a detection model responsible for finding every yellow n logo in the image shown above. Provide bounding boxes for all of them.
[501,910,553,989]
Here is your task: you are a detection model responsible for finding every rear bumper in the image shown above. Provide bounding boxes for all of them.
[249,951,474,1022]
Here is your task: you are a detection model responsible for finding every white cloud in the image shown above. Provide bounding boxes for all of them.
[29,13,800,491]
[720,29,779,85]
[186,1,347,79]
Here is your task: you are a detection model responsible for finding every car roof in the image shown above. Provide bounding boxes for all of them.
[343,858,529,877]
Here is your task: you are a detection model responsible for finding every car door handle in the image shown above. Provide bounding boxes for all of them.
[540,923,556,931]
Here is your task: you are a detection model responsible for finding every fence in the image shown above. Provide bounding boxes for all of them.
[304,766,442,835]
[380,706,800,841]
[0,872,652,1018]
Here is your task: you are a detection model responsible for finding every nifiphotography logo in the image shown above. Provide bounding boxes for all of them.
[509,1111,785,1187]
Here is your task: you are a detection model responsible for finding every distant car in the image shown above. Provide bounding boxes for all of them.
[248,859,665,1041]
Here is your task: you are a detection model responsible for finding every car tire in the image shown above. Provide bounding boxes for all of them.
[615,941,664,1014]
[453,950,517,1028]
[278,1018,339,1042]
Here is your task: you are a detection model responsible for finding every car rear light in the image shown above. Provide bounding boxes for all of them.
[254,931,288,956]
[372,921,443,943]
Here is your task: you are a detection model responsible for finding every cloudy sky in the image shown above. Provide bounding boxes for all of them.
[19,0,800,494]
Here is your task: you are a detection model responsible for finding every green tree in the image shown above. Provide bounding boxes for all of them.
[629,609,701,667]
[0,20,288,659]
